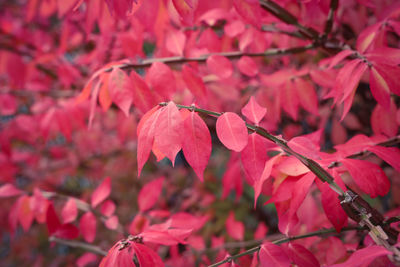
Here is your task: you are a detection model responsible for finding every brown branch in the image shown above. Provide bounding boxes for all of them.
[324,0,339,37]
[207,226,365,267]
[259,0,320,40]
[49,236,107,256]
[117,44,316,71]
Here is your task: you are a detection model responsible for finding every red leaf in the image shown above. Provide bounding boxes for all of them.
[226,212,244,241]
[154,102,183,164]
[287,243,319,267]
[91,177,111,208]
[166,30,186,56]
[206,55,233,79]
[0,94,17,115]
[276,156,309,177]
[259,241,291,267]
[241,96,267,124]
[46,203,61,235]
[237,56,258,77]
[369,66,391,110]
[18,195,33,232]
[182,64,207,102]
[182,111,212,181]
[100,242,135,267]
[371,102,397,137]
[356,23,381,53]
[317,173,348,232]
[137,108,162,176]
[130,70,156,114]
[327,49,354,69]
[172,0,198,25]
[77,253,98,267]
[146,62,175,100]
[330,246,392,267]
[233,0,262,29]
[80,212,97,243]
[98,72,112,112]
[0,183,23,197]
[341,158,390,198]
[368,146,400,173]
[241,133,268,183]
[334,134,374,157]
[254,155,281,206]
[104,215,119,230]
[109,68,132,117]
[222,153,243,200]
[54,223,80,240]
[61,198,78,223]
[288,173,315,224]
[216,112,248,152]
[288,136,320,160]
[294,79,318,116]
[224,20,245,37]
[131,243,164,267]
[100,200,116,217]
[138,177,164,212]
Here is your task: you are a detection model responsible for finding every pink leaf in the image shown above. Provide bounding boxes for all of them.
[18,195,33,232]
[182,64,207,102]
[206,55,233,79]
[287,243,320,267]
[241,133,268,183]
[61,198,78,223]
[100,200,116,217]
[342,158,390,198]
[222,153,243,200]
[371,103,397,137]
[46,203,61,235]
[356,23,381,53]
[108,68,132,117]
[172,0,198,25]
[104,215,119,230]
[166,30,186,56]
[131,243,164,267]
[327,49,354,69]
[77,253,98,267]
[54,223,80,240]
[80,212,97,243]
[91,177,111,208]
[369,66,391,110]
[0,183,23,197]
[138,177,164,212]
[182,111,212,181]
[316,173,348,232]
[237,56,258,77]
[288,173,315,223]
[137,108,162,176]
[368,146,400,173]
[146,62,175,100]
[288,136,320,160]
[294,79,319,116]
[276,156,309,177]
[254,155,281,206]
[226,212,244,241]
[330,246,392,267]
[130,70,156,114]
[259,241,291,267]
[154,102,183,164]
[216,112,248,152]
[233,0,262,29]
[241,96,267,124]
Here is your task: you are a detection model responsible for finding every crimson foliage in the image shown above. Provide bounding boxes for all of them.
[0,0,400,266]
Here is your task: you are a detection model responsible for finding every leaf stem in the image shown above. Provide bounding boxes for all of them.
[49,236,108,256]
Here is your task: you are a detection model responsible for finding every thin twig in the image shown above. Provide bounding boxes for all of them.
[116,45,316,71]
[259,0,320,41]
[324,0,339,37]
[49,236,107,256]
[207,226,365,267]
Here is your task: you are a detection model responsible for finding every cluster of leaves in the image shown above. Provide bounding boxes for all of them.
[0,0,400,266]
